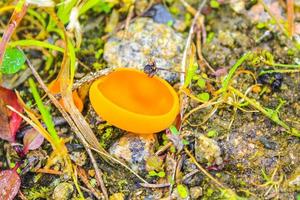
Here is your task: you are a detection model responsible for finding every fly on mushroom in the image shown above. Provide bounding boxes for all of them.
[144,59,158,77]
[144,59,184,78]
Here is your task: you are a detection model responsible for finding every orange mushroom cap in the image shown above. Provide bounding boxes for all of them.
[89,68,179,134]
[48,79,84,112]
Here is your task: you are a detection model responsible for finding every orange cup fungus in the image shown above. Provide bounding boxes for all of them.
[89,68,179,134]
[48,79,84,112]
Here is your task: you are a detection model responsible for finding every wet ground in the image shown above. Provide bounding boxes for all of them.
[0,0,300,199]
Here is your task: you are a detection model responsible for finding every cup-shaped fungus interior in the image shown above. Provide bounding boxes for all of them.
[98,70,174,116]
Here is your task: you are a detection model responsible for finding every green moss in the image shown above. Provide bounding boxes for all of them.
[23,186,53,200]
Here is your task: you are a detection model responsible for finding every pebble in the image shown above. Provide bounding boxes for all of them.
[52,182,74,200]
[143,4,174,24]
[70,151,87,166]
[109,133,156,173]
[195,134,223,165]
[259,136,278,150]
[190,186,203,199]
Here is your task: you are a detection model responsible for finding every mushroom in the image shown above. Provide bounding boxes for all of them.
[48,79,84,112]
[89,68,179,134]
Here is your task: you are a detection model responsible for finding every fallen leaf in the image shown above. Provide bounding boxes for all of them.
[0,86,23,142]
[0,170,21,200]
[23,128,44,154]
[0,48,26,74]
[0,100,11,141]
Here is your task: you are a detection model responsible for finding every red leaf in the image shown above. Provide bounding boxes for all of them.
[0,86,23,142]
[0,170,21,200]
[0,100,11,141]
[23,128,44,154]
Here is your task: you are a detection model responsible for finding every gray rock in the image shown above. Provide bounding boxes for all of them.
[195,134,223,165]
[190,186,203,199]
[109,133,156,173]
[259,136,278,150]
[70,151,87,166]
[104,18,185,82]
[52,182,74,200]
[143,4,174,24]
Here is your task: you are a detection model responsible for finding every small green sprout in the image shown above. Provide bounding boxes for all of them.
[148,170,166,178]
[197,92,210,102]
[210,0,220,8]
[176,184,189,198]
[207,130,218,138]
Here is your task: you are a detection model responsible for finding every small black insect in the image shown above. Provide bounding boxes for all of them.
[144,60,158,77]
[258,72,283,91]
[258,73,271,85]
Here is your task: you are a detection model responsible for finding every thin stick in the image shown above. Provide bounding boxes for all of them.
[169,156,178,198]
[125,5,134,32]
[179,0,208,123]
[86,148,108,198]
[0,1,28,65]
[180,0,207,86]
[287,0,294,37]
[196,28,215,73]
[184,147,225,189]
[140,183,170,188]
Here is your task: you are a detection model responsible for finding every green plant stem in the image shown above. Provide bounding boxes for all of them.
[28,77,61,143]
[263,61,300,69]
[259,69,300,75]
[9,40,64,52]
[220,52,250,93]
[230,86,300,137]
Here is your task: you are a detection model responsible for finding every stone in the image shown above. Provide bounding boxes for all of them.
[104,18,185,82]
[109,133,156,173]
[190,186,203,199]
[143,4,174,24]
[70,151,87,166]
[52,182,74,200]
[195,134,223,165]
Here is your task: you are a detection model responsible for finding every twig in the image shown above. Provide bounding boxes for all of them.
[184,147,225,189]
[77,166,103,199]
[182,169,199,181]
[86,148,108,199]
[169,155,178,198]
[196,28,215,73]
[180,0,207,86]
[101,2,154,41]
[155,141,172,156]
[0,0,28,66]
[125,5,134,32]
[140,183,170,188]
[287,0,294,37]
[179,0,208,123]
[72,68,112,90]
